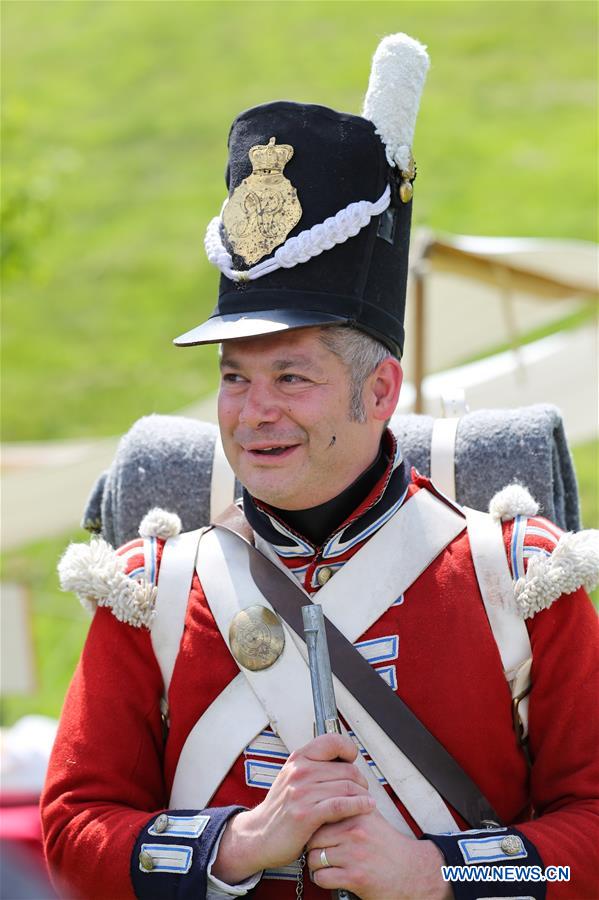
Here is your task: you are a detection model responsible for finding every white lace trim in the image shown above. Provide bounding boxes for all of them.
[205,184,391,282]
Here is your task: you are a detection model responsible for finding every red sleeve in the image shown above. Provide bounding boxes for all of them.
[499,517,599,896]
[517,585,599,898]
[41,585,166,897]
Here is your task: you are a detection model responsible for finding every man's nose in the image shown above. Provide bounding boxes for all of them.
[238,382,282,428]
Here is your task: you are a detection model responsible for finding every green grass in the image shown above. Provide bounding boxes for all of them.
[2,1,597,440]
[1,439,596,727]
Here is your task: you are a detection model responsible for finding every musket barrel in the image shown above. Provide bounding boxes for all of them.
[302,604,358,900]
[302,604,339,735]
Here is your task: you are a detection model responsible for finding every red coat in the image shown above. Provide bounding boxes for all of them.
[42,474,599,899]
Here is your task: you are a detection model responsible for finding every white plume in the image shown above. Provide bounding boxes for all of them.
[362,33,430,170]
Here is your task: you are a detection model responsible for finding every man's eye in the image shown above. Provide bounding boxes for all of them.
[279,374,307,384]
[222,373,245,383]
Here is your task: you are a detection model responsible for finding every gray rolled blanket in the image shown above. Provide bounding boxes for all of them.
[83,404,580,548]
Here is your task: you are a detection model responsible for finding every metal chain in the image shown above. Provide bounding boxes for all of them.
[295,851,306,900]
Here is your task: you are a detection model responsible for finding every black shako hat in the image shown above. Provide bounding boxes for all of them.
[174,34,429,358]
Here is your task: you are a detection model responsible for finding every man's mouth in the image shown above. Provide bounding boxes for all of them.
[252,447,289,456]
[243,443,300,458]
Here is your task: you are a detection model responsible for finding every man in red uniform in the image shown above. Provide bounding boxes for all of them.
[42,33,599,900]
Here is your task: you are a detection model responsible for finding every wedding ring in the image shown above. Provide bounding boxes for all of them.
[320,848,331,868]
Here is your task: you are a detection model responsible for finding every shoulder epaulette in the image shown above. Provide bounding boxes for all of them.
[489,484,599,619]
[58,507,182,629]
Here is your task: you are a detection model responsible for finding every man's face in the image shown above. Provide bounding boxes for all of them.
[218,328,390,510]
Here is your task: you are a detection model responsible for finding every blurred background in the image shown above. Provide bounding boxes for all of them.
[1,0,597,848]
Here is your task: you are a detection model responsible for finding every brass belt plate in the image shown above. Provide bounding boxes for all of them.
[229,604,285,671]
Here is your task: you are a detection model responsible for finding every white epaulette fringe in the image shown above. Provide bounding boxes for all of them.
[58,537,156,628]
[57,507,181,627]
[514,530,599,619]
[488,484,599,619]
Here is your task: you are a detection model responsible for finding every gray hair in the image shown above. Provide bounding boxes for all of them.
[318,326,393,422]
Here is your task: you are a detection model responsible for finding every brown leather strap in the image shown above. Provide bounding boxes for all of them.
[214,505,502,828]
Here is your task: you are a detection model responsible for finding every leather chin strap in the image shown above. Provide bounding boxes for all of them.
[214,504,502,830]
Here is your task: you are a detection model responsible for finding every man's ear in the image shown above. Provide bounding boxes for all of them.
[368,358,403,422]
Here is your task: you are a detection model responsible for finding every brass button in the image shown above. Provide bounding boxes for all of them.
[154,813,169,834]
[317,567,333,586]
[139,850,155,871]
[500,835,523,856]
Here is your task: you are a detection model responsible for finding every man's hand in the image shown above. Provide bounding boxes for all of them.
[212,733,374,883]
[306,810,452,900]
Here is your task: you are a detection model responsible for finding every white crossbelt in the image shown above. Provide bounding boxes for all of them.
[465,507,532,738]
[151,528,205,693]
[168,489,466,833]
[193,528,456,834]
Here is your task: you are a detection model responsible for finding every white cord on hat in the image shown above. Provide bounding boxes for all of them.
[204,184,391,283]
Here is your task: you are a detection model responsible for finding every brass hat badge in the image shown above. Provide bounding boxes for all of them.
[222,137,302,266]
[229,605,285,671]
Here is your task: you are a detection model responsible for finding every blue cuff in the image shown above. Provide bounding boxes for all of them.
[421,826,546,900]
[131,807,246,899]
